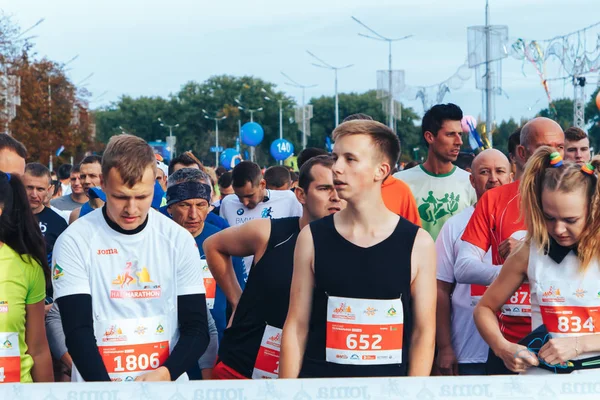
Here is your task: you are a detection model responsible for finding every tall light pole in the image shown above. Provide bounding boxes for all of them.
[352,16,413,131]
[281,72,317,150]
[203,109,227,167]
[158,117,179,160]
[306,51,353,127]
[235,99,263,122]
[261,88,283,140]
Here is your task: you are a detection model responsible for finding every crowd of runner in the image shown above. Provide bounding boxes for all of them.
[0,103,598,383]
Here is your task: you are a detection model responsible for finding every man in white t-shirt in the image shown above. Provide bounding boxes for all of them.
[220,161,302,273]
[434,149,512,375]
[52,134,209,382]
[394,104,476,240]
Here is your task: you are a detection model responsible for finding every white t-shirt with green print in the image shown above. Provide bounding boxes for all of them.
[394,165,477,240]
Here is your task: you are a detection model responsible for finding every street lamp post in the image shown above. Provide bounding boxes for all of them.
[281,72,317,150]
[158,118,179,160]
[352,17,413,132]
[203,109,227,167]
[306,51,353,127]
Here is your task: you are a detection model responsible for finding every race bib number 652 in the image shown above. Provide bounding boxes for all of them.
[325,296,403,366]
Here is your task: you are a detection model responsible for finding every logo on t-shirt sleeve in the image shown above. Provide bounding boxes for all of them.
[52,264,64,280]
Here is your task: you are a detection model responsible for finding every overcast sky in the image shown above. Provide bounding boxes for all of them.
[3,0,599,129]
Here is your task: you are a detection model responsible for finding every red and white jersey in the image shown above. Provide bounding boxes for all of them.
[527,241,600,375]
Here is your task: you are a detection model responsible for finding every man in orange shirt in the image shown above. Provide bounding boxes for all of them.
[455,117,564,374]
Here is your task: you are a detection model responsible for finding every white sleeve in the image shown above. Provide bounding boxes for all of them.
[219,197,231,224]
[292,196,303,217]
[454,240,500,285]
[435,222,456,284]
[176,231,206,296]
[52,231,91,299]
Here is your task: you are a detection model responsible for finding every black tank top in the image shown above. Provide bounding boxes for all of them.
[300,214,418,378]
[218,217,300,377]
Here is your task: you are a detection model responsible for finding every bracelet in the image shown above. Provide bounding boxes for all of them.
[575,336,580,357]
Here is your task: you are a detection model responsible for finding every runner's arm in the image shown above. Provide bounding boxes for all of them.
[454,241,501,285]
[26,300,53,382]
[45,302,69,361]
[203,219,271,307]
[161,294,210,380]
[69,207,80,224]
[280,226,315,378]
[52,231,109,381]
[198,307,218,378]
[56,294,111,381]
[473,243,535,371]
[434,222,458,375]
[409,229,437,376]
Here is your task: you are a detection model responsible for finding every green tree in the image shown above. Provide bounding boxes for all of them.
[309,91,423,160]
[538,98,574,130]
[95,75,299,166]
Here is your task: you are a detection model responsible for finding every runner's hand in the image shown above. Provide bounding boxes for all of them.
[435,346,458,375]
[498,238,520,260]
[497,342,538,373]
[135,366,171,381]
[538,337,578,366]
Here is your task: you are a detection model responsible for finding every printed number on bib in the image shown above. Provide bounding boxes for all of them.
[501,284,531,317]
[95,316,170,381]
[0,332,20,383]
[541,306,600,334]
[252,325,281,379]
[101,342,169,374]
[201,260,216,310]
[325,296,403,366]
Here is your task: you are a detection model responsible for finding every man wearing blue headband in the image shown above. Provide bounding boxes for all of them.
[166,169,247,352]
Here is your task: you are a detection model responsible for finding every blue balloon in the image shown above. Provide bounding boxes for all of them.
[241,122,264,146]
[270,139,294,161]
[220,148,242,171]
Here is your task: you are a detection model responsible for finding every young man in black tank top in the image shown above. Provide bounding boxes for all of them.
[280,120,437,378]
[203,155,344,379]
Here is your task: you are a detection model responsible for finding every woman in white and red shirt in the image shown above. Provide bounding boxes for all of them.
[474,146,600,374]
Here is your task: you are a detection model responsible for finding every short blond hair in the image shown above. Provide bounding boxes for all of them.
[332,120,400,167]
[102,134,156,187]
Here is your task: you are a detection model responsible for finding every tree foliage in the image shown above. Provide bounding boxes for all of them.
[1,14,97,165]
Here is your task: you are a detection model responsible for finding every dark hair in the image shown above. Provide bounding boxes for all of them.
[168,152,203,177]
[565,126,587,142]
[57,164,73,180]
[80,155,102,166]
[342,113,374,122]
[25,163,51,185]
[264,166,291,189]
[0,172,50,288]
[421,103,463,147]
[299,155,335,193]
[102,134,155,187]
[298,147,329,169]
[454,152,475,171]
[508,128,521,157]
[404,161,419,170]
[71,164,81,174]
[0,133,27,159]
[333,120,401,169]
[290,171,299,183]
[215,166,227,178]
[218,171,233,189]
[232,161,262,188]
